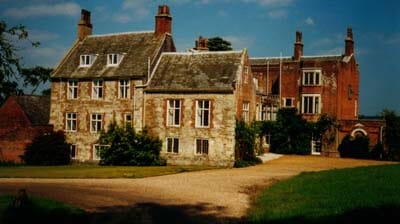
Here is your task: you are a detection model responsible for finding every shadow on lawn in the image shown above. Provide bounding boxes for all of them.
[255,204,400,224]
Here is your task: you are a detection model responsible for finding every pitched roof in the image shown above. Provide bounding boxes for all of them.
[52,31,173,79]
[145,51,244,93]
[14,95,50,125]
[250,55,344,66]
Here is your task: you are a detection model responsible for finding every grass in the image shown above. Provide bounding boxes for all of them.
[249,164,400,223]
[0,195,86,223]
[0,165,216,178]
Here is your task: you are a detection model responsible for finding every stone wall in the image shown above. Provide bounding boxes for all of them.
[144,93,236,166]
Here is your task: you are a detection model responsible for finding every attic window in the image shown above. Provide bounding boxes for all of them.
[107,54,123,66]
[80,54,96,67]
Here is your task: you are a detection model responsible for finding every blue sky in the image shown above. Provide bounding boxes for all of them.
[1,0,399,115]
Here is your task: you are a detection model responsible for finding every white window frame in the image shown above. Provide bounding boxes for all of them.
[92,79,103,99]
[195,100,210,128]
[302,69,322,86]
[70,144,77,159]
[124,112,133,129]
[119,79,130,99]
[283,97,294,108]
[243,102,250,122]
[80,54,96,67]
[261,104,267,121]
[166,137,179,153]
[167,99,181,127]
[66,112,77,132]
[90,113,102,133]
[301,94,321,114]
[67,80,78,99]
[195,139,209,155]
[311,134,322,155]
[244,66,249,84]
[93,144,110,161]
[107,54,123,66]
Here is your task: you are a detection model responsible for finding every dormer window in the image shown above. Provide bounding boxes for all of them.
[80,54,96,67]
[107,54,123,66]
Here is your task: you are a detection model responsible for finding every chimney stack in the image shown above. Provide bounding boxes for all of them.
[77,9,92,41]
[155,5,172,36]
[293,31,303,61]
[194,36,209,51]
[345,27,354,56]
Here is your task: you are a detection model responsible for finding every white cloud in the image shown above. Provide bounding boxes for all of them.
[223,35,255,50]
[305,17,314,26]
[113,0,150,23]
[4,2,80,18]
[217,10,228,17]
[22,45,67,67]
[243,0,294,7]
[268,10,287,19]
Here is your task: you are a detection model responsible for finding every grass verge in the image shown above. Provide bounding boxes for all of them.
[0,165,216,178]
[249,164,400,223]
[0,195,86,224]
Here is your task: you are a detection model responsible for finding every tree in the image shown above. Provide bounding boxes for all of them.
[382,109,400,160]
[207,37,233,51]
[312,114,337,151]
[0,20,40,103]
[338,134,370,159]
[21,66,52,95]
[234,120,262,167]
[270,108,312,155]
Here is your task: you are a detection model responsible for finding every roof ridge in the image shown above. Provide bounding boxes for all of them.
[89,31,154,38]
[163,50,243,56]
[301,55,342,58]
[250,56,292,59]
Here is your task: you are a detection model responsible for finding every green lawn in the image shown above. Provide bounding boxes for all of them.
[249,164,400,223]
[0,195,86,223]
[0,165,216,178]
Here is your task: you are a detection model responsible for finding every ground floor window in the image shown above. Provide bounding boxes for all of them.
[70,144,77,159]
[196,139,209,155]
[311,134,322,155]
[167,137,179,153]
[93,144,109,160]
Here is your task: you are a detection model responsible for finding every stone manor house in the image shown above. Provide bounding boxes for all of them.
[45,5,383,166]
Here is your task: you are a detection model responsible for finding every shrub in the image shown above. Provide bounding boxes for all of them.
[338,134,370,159]
[23,131,70,165]
[270,108,312,155]
[382,109,400,161]
[99,124,165,166]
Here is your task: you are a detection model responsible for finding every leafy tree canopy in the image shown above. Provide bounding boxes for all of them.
[382,109,400,160]
[207,37,233,51]
[0,20,50,104]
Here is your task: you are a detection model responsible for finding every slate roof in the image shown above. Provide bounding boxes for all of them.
[145,51,245,93]
[14,95,50,125]
[52,31,173,79]
[250,55,345,66]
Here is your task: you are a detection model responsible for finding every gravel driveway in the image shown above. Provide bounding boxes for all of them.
[0,155,394,222]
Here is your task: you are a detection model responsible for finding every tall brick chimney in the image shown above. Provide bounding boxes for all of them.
[155,5,172,35]
[345,27,354,56]
[77,9,92,41]
[293,31,303,61]
[194,36,209,51]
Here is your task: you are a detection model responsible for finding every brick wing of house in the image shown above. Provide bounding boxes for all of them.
[144,50,256,166]
[50,6,176,162]
[0,95,52,163]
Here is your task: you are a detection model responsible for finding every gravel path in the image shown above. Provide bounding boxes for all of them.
[0,155,395,220]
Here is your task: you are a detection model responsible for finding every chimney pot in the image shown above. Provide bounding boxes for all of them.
[293,31,303,61]
[345,27,354,56]
[77,9,92,41]
[155,5,172,35]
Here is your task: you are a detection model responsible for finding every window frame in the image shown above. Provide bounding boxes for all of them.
[301,94,321,114]
[65,112,77,132]
[283,97,294,107]
[80,54,96,67]
[242,102,250,122]
[302,69,322,86]
[90,113,103,133]
[92,144,110,161]
[167,99,181,127]
[195,138,209,155]
[166,137,179,154]
[92,79,103,99]
[124,112,133,129]
[195,100,211,128]
[118,79,130,99]
[70,144,77,159]
[67,80,78,99]
[107,53,123,66]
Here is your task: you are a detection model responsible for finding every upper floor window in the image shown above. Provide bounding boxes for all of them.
[92,79,103,99]
[107,54,123,66]
[243,102,250,122]
[90,113,103,133]
[67,80,78,99]
[303,70,321,86]
[302,94,321,114]
[196,100,210,128]
[283,98,294,107]
[80,54,96,67]
[66,112,77,132]
[119,79,130,99]
[124,113,133,129]
[167,99,181,127]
